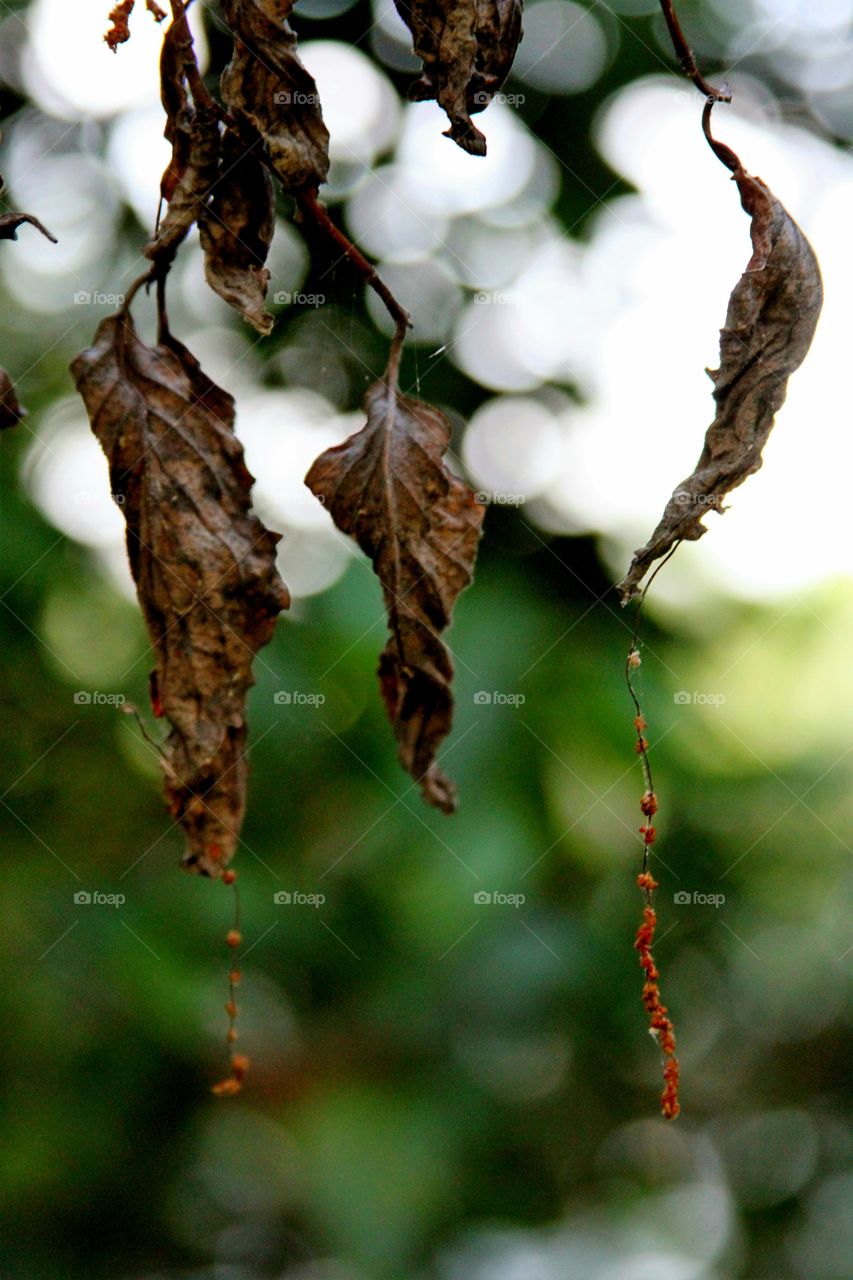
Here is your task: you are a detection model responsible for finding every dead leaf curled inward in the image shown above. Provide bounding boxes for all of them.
[306,377,484,812]
[199,128,276,336]
[144,17,221,271]
[71,308,289,874]
[220,0,330,193]
[393,0,524,155]
[619,168,823,601]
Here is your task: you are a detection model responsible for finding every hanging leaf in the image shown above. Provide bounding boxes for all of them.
[0,369,25,430]
[619,169,823,601]
[71,310,289,874]
[154,11,196,207]
[199,128,276,336]
[306,379,484,812]
[146,104,221,269]
[144,17,221,271]
[393,0,524,155]
[219,0,330,193]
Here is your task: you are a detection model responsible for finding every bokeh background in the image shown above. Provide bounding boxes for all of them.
[2,0,852,1276]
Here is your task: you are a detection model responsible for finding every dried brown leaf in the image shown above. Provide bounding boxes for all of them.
[619,169,823,601]
[306,380,484,812]
[71,311,289,874]
[0,368,25,430]
[145,18,221,270]
[199,128,276,335]
[219,0,330,192]
[394,0,524,155]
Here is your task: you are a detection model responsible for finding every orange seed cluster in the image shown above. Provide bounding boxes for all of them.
[634,870,680,1120]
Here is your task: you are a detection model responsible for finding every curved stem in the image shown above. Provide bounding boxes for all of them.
[658,0,731,103]
[0,211,58,244]
[702,98,742,174]
[297,186,412,391]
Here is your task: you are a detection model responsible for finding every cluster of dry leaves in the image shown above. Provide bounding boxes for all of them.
[1,0,825,1109]
[67,0,529,876]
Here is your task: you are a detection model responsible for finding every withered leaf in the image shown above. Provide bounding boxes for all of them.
[394,0,524,155]
[155,11,195,206]
[199,128,276,335]
[0,368,25,430]
[619,169,823,601]
[219,0,330,193]
[145,18,221,270]
[71,313,289,874]
[306,381,484,812]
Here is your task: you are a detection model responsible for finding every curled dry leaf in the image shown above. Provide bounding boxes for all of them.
[393,0,524,155]
[306,379,484,812]
[71,310,289,874]
[199,128,276,336]
[619,169,823,601]
[0,369,25,430]
[145,17,221,270]
[146,104,220,269]
[220,0,330,193]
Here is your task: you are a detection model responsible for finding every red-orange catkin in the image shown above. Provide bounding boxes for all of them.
[634,871,680,1118]
[627,642,680,1121]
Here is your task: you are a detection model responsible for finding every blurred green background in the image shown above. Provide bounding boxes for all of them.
[1,1,852,1277]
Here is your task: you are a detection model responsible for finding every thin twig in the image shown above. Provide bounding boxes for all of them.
[658,0,744,172]
[297,185,412,390]
[701,98,742,174]
[658,0,730,103]
[169,0,221,116]
[0,211,57,244]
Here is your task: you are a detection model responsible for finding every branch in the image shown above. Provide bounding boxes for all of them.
[657,0,742,172]
[296,186,412,391]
